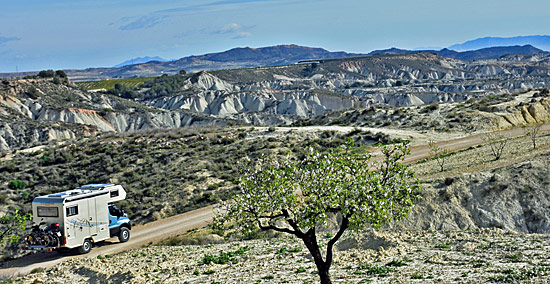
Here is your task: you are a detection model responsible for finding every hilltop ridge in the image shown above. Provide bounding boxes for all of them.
[450,35,550,51]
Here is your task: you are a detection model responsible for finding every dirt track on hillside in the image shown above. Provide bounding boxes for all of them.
[1,124,549,280]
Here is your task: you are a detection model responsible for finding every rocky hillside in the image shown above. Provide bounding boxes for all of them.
[296,90,550,132]
[404,154,550,233]
[0,78,232,151]
[142,52,550,113]
[141,71,361,125]
[4,51,550,151]
[127,52,550,126]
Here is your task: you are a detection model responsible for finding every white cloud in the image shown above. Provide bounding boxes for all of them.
[232,32,252,39]
[215,23,242,34]
[119,15,167,31]
[211,23,253,39]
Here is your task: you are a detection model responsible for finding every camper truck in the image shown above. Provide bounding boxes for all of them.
[23,184,131,254]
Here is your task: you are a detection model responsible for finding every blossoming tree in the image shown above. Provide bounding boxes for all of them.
[214,142,420,284]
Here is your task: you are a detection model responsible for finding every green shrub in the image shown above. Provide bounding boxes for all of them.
[411,273,424,279]
[8,180,26,190]
[30,267,45,274]
[200,246,249,265]
[386,259,408,267]
[37,70,55,78]
[359,264,395,276]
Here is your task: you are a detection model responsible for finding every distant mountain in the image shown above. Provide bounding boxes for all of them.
[58,44,363,81]
[449,35,550,51]
[442,45,545,61]
[369,45,546,61]
[0,44,546,81]
[113,56,168,68]
[368,47,413,55]
[194,45,359,62]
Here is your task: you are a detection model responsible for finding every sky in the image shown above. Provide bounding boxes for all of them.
[1,0,549,72]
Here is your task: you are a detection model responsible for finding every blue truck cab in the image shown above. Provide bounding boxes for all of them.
[108,203,131,242]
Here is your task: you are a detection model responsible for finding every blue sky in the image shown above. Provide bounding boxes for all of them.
[1,0,549,72]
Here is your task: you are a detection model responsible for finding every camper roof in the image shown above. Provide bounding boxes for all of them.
[32,184,126,204]
[78,184,114,190]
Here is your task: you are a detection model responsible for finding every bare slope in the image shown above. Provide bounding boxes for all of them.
[0,78,232,151]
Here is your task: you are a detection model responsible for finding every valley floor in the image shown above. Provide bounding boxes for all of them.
[15,229,550,283]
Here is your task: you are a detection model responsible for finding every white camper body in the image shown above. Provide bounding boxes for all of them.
[29,184,127,250]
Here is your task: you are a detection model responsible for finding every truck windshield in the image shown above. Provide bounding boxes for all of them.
[37,206,59,217]
[108,204,121,216]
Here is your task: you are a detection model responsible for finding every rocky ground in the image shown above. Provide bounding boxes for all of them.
[11,229,550,283]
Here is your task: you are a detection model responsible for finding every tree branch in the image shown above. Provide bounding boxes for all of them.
[243,209,285,220]
[325,216,349,267]
[0,228,10,242]
[258,223,298,236]
[282,209,305,238]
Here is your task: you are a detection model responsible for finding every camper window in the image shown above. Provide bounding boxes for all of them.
[37,206,58,217]
[66,205,79,217]
[110,190,119,198]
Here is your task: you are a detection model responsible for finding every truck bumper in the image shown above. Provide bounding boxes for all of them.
[22,245,59,252]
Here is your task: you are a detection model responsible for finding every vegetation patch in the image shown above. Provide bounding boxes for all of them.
[76,77,154,90]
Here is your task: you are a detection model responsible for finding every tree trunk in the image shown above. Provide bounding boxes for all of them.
[312,251,332,284]
[301,230,332,284]
[317,265,332,284]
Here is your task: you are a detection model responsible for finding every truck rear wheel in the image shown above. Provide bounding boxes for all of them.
[118,227,130,243]
[78,239,92,254]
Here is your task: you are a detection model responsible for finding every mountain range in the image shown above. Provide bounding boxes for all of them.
[56,45,361,81]
[449,35,550,51]
[2,36,550,81]
[369,45,545,61]
[41,45,550,81]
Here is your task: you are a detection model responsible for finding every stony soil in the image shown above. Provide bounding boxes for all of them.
[13,229,550,284]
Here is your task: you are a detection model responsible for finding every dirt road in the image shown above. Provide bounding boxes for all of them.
[1,124,549,280]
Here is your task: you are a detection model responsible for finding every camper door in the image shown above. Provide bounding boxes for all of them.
[64,200,90,244]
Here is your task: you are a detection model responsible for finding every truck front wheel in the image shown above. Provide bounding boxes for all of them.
[78,239,92,254]
[118,227,130,243]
